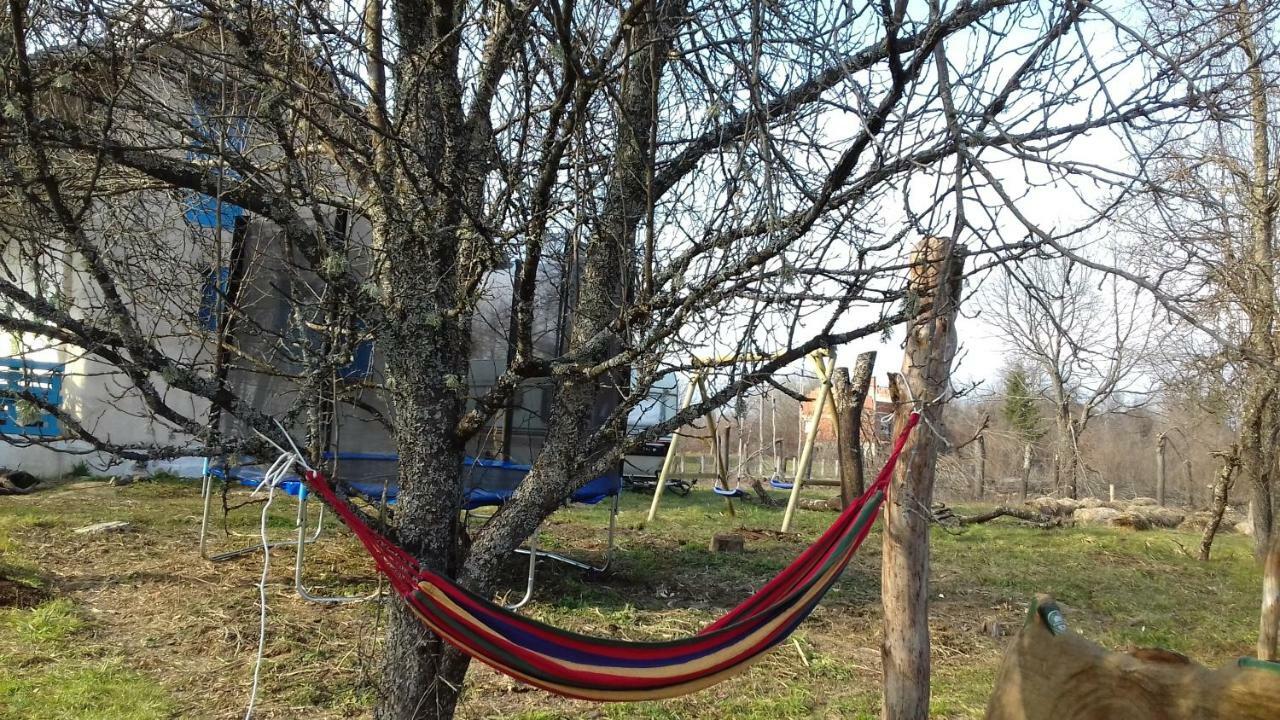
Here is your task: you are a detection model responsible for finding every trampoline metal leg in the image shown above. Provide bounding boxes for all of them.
[293,489,381,605]
[198,471,326,563]
[515,492,619,573]
[199,471,215,560]
[505,528,538,611]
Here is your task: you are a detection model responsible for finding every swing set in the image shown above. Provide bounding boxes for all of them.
[643,349,846,532]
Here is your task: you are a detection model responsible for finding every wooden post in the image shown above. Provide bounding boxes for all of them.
[973,433,986,500]
[881,237,964,720]
[1156,433,1167,506]
[645,375,700,524]
[1020,443,1032,502]
[781,352,835,532]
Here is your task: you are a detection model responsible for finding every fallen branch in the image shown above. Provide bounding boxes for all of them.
[955,506,1064,529]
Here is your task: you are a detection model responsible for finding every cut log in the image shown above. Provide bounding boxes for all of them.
[985,595,1280,720]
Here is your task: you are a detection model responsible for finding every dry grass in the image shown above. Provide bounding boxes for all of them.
[0,476,1264,719]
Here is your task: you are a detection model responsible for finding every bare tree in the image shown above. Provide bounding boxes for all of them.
[0,1,1206,716]
[1101,0,1280,660]
[981,257,1151,498]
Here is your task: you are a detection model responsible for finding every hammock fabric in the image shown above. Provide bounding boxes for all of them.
[302,412,920,702]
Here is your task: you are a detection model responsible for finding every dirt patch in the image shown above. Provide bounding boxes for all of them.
[0,575,49,608]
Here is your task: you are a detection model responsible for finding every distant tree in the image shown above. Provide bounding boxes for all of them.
[982,257,1152,498]
[1001,363,1045,447]
[1100,0,1280,661]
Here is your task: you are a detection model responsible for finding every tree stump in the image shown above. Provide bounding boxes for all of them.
[709,533,744,553]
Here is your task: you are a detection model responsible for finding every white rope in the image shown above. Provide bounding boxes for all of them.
[243,451,301,720]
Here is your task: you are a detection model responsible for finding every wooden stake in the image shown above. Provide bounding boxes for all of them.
[881,237,964,720]
[699,375,733,517]
[645,375,700,524]
[781,351,835,532]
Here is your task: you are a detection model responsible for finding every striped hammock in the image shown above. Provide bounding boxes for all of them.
[302,412,919,701]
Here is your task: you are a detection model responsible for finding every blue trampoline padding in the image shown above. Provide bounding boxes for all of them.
[208,458,621,510]
[460,472,621,510]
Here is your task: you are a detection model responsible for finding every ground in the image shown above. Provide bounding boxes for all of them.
[0,476,1264,719]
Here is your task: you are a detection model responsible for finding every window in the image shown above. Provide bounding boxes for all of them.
[0,359,65,437]
[183,100,248,231]
[338,339,375,381]
[198,266,230,331]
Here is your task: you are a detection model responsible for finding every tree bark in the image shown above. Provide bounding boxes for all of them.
[377,305,473,720]
[848,352,876,497]
[881,237,964,720]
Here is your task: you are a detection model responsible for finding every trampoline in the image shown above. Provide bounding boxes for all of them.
[199,454,622,608]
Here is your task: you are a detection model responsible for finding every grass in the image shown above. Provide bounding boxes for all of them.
[1,595,172,720]
[0,474,1267,719]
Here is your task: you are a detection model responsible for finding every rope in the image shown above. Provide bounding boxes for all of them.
[243,452,302,720]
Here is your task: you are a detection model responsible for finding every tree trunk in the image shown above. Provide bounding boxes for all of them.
[881,237,964,720]
[377,310,473,720]
[974,434,986,500]
[1184,459,1195,510]
[373,5,486,712]
[1235,0,1280,659]
[1020,443,1032,503]
[832,368,856,508]
[1155,433,1167,506]
[833,352,875,507]
[1200,449,1238,562]
[1063,424,1079,499]
[454,0,686,632]
[1052,399,1068,496]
